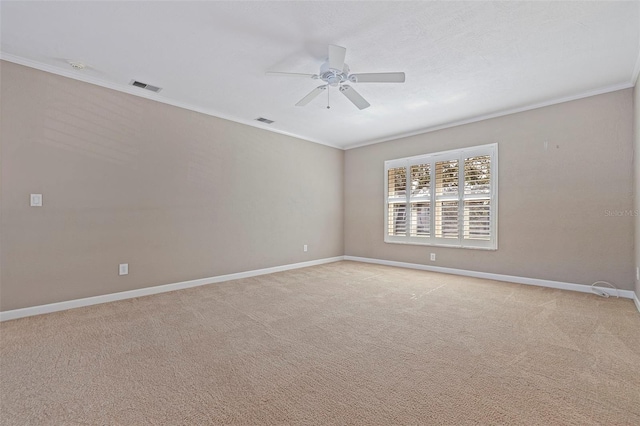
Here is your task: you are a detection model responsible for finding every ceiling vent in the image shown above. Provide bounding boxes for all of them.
[255,117,274,124]
[130,80,162,93]
[68,61,86,70]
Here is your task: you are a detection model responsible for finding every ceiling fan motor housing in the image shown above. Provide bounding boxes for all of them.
[320,61,349,86]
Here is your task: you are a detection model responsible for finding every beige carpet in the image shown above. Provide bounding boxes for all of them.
[1,261,639,425]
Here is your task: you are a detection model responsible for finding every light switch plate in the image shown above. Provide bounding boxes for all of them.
[119,263,129,276]
[30,194,43,207]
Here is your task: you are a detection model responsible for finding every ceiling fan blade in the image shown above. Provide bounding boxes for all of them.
[266,71,318,79]
[350,72,406,83]
[295,85,327,106]
[328,45,347,71]
[339,85,370,110]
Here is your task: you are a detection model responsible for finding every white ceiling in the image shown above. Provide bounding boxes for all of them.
[1,1,639,149]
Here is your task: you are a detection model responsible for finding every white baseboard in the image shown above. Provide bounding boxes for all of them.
[3,255,637,321]
[0,256,345,322]
[344,256,638,302]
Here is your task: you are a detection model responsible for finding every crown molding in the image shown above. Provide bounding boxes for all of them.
[0,53,342,150]
[343,81,635,150]
[2,52,636,152]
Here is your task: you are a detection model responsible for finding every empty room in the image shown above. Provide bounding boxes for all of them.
[1,1,639,424]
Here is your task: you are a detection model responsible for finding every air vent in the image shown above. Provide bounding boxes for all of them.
[255,117,274,124]
[68,61,86,70]
[130,80,162,93]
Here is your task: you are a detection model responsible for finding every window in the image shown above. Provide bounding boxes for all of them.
[384,143,497,249]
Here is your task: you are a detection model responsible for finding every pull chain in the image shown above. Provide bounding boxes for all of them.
[327,86,331,109]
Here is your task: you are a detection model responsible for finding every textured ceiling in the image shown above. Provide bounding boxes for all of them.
[1,1,639,149]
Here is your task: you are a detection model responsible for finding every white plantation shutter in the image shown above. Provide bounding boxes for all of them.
[387,167,407,236]
[435,160,459,239]
[463,155,491,241]
[384,144,497,249]
[410,164,430,237]
[388,204,407,236]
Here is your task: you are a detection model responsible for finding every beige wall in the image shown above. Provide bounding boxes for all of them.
[0,61,344,311]
[634,75,640,298]
[345,89,635,290]
[1,59,637,311]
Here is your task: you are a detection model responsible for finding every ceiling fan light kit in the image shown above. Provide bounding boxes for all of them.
[267,45,405,110]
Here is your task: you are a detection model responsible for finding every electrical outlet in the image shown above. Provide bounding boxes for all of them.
[30,194,43,207]
[430,253,436,261]
[303,245,308,252]
[119,263,129,276]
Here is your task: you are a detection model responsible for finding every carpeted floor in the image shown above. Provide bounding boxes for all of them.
[1,261,639,425]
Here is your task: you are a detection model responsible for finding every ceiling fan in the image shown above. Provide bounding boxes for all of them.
[266,45,405,110]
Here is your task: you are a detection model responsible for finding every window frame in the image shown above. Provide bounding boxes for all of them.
[384,143,498,250]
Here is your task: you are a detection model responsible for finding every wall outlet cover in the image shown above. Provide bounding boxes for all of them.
[119,263,129,275]
[30,194,43,207]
